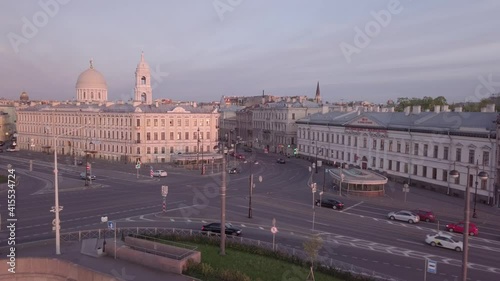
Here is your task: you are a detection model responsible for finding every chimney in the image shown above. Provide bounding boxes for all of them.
[434,105,440,113]
[442,105,449,112]
[404,106,411,116]
[455,106,462,112]
[412,105,421,114]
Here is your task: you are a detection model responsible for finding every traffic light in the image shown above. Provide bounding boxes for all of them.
[287,144,290,148]
[293,148,298,155]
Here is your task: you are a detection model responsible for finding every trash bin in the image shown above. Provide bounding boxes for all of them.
[97,247,103,255]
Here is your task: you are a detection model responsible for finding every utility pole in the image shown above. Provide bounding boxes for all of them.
[248,173,254,218]
[220,145,227,256]
[462,166,471,281]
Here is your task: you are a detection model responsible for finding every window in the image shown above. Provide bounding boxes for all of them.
[380,139,384,150]
[146,133,151,141]
[161,132,165,140]
[443,147,449,160]
[136,147,140,154]
[193,132,198,140]
[371,157,376,167]
[388,160,392,170]
[468,174,473,187]
[185,132,189,140]
[396,161,400,172]
[292,113,295,120]
[354,137,358,147]
[348,136,351,146]
[432,168,437,179]
[388,140,393,152]
[170,132,174,140]
[414,144,419,155]
[186,146,189,153]
[433,145,438,158]
[483,151,489,166]
[146,119,151,127]
[154,133,158,141]
[404,163,408,173]
[161,119,165,127]
[442,170,448,182]
[154,119,158,127]
[185,119,189,126]
[373,140,377,150]
[379,158,384,168]
[413,165,417,175]
[468,149,475,164]
[454,174,460,184]
[136,132,140,141]
[154,147,158,154]
[396,141,401,152]
[423,144,428,157]
[207,132,211,140]
[456,148,462,162]
[177,132,181,140]
[170,147,174,153]
[177,119,181,126]
[422,166,427,177]
[169,119,173,126]
[342,135,345,145]
[136,119,140,127]
[193,119,197,126]
[363,138,367,148]
[161,147,165,154]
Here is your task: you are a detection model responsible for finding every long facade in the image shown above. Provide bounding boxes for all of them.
[16,53,220,164]
[297,106,498,204]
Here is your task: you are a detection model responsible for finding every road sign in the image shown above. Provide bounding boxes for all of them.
[86,164,91,171]
[101,216,108,223]
[108,221,114,230]
[162,185,169,197]
[403,187,410,192]
[271,226,278,234]
[50,206,64,212]
[52,219,56,226]
[135,164,140,169]
[427,260,437,274]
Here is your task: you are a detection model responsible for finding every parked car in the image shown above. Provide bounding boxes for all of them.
[413,209,436,222]
[152,170,168,177]
[77,160,84,165]
[445,222,479,236]
[80,172,96,180]
[243,147,252,152]
[6,147,18,152]
[228,168,240,174]
[201,222,242,236]
[315,198,344,210]
[277,158,286,164]
[387,210,420,224]
[236,154,245,160]
[425,232,463,252]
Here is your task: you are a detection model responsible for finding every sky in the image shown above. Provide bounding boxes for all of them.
[1,0,500,104]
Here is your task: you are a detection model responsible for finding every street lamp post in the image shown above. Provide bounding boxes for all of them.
[449,163,488,281]
[313,141,319,173]
[339,166,344,197]
[197,127,200,169]
[215,139,228,256]
[52,123,89,255]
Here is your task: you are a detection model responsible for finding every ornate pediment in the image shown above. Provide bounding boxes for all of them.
[346,116,383,127]
[168,107,190,113]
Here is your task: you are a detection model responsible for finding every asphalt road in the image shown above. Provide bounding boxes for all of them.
[1,149,499,281]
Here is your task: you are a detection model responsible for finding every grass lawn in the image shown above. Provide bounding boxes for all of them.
[186,243,343,281]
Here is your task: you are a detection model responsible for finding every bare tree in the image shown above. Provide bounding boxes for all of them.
[303,234,323,281]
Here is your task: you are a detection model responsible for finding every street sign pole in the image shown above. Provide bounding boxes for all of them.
[161,185,168,213]
[271,218,277,251]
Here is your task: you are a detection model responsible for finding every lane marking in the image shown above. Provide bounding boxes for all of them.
[341,201,364,212]
[397,239,424,246]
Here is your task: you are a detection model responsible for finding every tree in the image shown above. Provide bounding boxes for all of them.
[303,234,323,281]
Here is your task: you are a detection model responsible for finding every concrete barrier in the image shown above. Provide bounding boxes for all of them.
[106,236,200,274]
[0,257,118,280]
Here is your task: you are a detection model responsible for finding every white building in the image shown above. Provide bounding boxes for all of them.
[16,53,220,164]
[297,105,498,204]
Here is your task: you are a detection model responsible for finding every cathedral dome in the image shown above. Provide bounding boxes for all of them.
[20,91,29,101]
[76,60,107,89]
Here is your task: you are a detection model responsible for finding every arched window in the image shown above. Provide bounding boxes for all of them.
[141,76,146,85]
[83,92,86,99]
[141,93,147,103]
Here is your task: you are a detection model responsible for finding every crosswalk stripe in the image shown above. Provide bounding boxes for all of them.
[259,226,264,230]
[241,224,246,227]
[170,219,175,222]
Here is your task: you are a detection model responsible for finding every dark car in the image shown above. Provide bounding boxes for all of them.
[277,158,286,164]
[80,172,96,180]
[315,198,344,210]
[413,209,436,222]
[244,147,252,152]
[77,160,84,166]
[201,223,242,236]
[228,168,240,174]
[235,154,245,160]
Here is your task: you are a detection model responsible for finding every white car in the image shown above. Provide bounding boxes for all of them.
[387,210,420,224]
[152,170,168,177]
[425,232,463,252]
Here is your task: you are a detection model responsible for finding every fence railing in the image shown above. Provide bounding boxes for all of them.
[60,227,402,281]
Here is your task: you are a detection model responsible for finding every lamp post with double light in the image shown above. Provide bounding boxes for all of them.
[449,163,488,281]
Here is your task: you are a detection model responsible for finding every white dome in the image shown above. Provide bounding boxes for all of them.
[76,68,107,89]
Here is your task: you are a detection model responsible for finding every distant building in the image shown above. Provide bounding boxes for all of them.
[16,53,220,164]
[297,105,498,204]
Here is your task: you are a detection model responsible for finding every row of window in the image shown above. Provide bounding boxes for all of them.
[138,118,212,127]
[299,144,491,167]
[141,131,213,141]
[145,145,211,154]
[253,111,297,120]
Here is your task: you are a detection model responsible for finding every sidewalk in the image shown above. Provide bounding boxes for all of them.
[1,240,199,281]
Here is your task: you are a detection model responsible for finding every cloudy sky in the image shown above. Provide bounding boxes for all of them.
[1,0,500,104]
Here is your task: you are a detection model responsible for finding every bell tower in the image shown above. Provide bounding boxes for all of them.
[134,51,153,104]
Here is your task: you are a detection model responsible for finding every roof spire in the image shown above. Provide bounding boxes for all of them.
[315,81,321,104]
[141,51,144,62]
[89,58,94,69]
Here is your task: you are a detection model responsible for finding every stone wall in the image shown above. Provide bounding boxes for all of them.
[106,236,200,274]
[0,258,118,281]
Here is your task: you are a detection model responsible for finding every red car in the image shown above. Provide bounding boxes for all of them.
[446,222,479,236]
[413,209,436,223]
